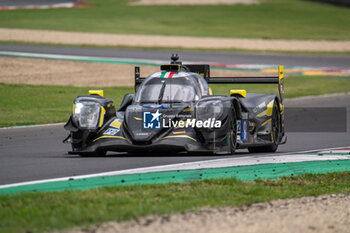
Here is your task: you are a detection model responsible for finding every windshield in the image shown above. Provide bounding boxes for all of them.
[135,77,201,104]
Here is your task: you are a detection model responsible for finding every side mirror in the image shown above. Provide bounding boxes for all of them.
[117,94,135,112]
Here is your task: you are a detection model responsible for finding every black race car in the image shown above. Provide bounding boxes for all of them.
[63,55,286,156]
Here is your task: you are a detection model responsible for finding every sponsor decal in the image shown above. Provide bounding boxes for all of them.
[143,110,162,129]
[163,118,221,128]
[253,101,266,113]
[241,119,248,141]
[110,119,122,128]
[237,120,248,141]
[143,110,222,129]
[237,120,241,141]
[103,128,120,135]
[136,132,150,136]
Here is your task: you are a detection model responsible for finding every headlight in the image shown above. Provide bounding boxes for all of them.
[73,101,101,130]
[196,100,223,121]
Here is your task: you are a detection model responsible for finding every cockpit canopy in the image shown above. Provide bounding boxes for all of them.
[134,72,210,104]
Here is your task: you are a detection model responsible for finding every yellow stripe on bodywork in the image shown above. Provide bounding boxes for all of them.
[256,109,267,117]
[279,103,284,114]
[161,135,197,142]
[266,100,274,116]
[72,104,75,114]
[134,117,142,121]
[183,107,193,112]
[256,100,274,117]
[99,106,106,127]
[262,118,272,126]
[93,135,127,142]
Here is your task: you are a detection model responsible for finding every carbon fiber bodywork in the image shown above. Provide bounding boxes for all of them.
[236,93,285,148]
[65,95,238,155]
[63,55,286,155]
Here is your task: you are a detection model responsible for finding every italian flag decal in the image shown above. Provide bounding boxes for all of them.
[160,72,176,78]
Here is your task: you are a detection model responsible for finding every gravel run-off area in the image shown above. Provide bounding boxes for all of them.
[0,57,267,86]
[1,28,350,52]
[66,194,350,233]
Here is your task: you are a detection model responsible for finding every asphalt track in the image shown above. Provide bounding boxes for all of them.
[0,94,349,185]
[1,44,350,68]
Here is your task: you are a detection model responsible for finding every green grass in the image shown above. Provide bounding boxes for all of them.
[1,75,350,127]
[0,172,349,233]
[0,84,133,127]
[1,0,350,40]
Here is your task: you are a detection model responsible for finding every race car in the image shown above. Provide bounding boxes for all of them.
[63,54,286,156]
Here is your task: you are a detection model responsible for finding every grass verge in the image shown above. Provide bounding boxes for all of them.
[1,75,350,127]
[0,0,350,40]
[0,171,349,233]
[0,84,133,127]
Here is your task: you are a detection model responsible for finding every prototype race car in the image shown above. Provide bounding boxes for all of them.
[63,54,286,156]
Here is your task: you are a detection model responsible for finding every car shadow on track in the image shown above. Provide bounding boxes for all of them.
[64,150,255,159]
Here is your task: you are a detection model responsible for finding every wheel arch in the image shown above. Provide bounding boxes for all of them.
[231,97,242,120]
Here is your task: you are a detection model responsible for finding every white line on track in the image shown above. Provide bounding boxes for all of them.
[0,123,64,130]
[0,145,349,189]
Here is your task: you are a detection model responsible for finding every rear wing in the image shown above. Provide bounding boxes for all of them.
[134,64,285,103]
[208,66,285,103]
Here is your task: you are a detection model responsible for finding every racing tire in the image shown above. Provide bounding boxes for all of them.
[248,102,280,153]
[230,108,238,154]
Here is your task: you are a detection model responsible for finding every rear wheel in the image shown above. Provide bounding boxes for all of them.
[248,102,280,153]
[230,109,238,154]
